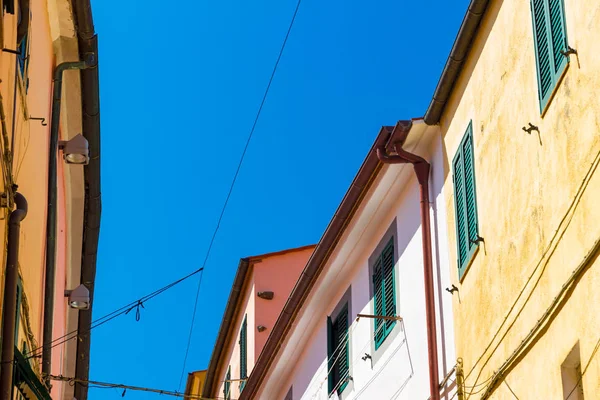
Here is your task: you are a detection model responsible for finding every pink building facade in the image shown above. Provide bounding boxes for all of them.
[202,245,315,399]
[239,121,457,400]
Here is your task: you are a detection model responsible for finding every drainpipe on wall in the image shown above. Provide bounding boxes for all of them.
[377,121,440,400]
[0,193,28,399]
[42,55,96,382]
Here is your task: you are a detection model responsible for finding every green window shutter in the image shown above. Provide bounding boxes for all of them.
[531,0,569,112]
[327,315,334,394]
[239,315,247,391]
[463,126,479,250]
[454,122,479,279]
[381,239,396,333]
[335,305,349,394]
[328,304,349,396]
[373,238,396,350]
[224,366,231,400]
[453,154,468,269]
[549,0,568,74]
[372,258,385,348]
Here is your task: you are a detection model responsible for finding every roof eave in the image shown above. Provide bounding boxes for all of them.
[423,0,491,125]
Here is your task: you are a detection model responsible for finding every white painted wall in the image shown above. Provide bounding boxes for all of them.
[256,124,456,400]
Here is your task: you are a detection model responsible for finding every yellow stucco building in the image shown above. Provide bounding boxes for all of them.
[428,0,600,398]
[184,370,207,399]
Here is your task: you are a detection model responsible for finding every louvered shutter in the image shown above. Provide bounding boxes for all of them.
[382,239,396,333]
[336,306,349,393]
[532,0,553,104]
[239,316,247,391]
[549,0,567,73]
[453,154,468,268]
[463,127,478,252]
[531,0,569,112]
[224,367,231,400]
[454,122,479,279]
[372,258,385,348]
[327,315,334,394]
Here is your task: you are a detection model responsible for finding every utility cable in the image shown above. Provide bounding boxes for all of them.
[464,145,600,396]
[176,0,304,391]
[503,379,519,399]
[47,374,231,400]
[0,266,204,366]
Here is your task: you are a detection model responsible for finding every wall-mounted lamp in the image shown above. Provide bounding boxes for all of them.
[257,291,274,300]
[64,284,90,310]
[257,325,267,333]
[59,134,89,165]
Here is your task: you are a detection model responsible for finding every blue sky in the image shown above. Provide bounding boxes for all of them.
[89,0,469,398]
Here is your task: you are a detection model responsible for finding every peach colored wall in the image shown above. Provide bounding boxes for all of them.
[213,246,314,399]
[2,0,78,398]
[254,246,314,357]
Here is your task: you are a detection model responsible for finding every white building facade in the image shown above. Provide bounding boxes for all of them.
[241,120,458,400]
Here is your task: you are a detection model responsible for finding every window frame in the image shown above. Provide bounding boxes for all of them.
[530,0,569,114]
[453,121,480,280]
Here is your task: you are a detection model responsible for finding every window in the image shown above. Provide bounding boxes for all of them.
[453,122,479,279]
[239,315,247,391]
[224,366,231,400]
[531,0,569,113]
[372,238,396,349]
[561,343,584,399]
[4,0,15,14]
[327,304,349,396]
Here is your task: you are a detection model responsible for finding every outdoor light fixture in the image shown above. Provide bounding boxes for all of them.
[58,134,89,165]
[64,284,90,310]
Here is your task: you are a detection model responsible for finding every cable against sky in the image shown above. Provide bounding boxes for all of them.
[177,0,305,391]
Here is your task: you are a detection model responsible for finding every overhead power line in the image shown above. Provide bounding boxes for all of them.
[3,267,205,366]
[47,374,232,400]
[176,0,304,391]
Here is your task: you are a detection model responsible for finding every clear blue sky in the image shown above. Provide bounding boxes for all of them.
[89,0,469,398]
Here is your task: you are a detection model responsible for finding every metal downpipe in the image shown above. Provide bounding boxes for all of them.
[377,141,441,400]
[42,55,96,381]
[0,193,28,399]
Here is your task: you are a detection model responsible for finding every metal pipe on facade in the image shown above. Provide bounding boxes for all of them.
[42,55,96,381]
[0,193,28,399]
[377,123,441,400]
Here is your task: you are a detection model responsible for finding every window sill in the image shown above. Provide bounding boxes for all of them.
[458,244,480,283]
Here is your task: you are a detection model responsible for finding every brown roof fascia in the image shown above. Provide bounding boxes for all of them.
[423,0,490,125]
[248,243,316,262]
[203,258,251,397]
[239,121,413,400]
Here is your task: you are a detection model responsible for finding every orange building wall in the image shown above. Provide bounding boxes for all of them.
[254,246,315,357]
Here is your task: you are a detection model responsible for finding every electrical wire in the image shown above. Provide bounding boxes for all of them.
[464,146,600,396]
[0,266,204,366]
[309,316,389,399]
[503,379,519,399]
[176,0,304,391]
[47,374,231,400]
